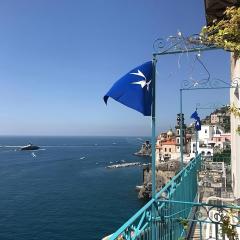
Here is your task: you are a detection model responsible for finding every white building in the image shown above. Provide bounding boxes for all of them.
[190,125,214,158]
[190,123,231,159]
[230,54,240,199]
[198,125,214,144]
[212,125,224,135]
[190,141,213,158]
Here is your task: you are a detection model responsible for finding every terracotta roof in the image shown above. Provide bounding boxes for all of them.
[161,139,176,145]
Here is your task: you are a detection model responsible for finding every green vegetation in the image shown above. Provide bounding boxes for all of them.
[221,214,239,239]
[178,218,189,230]
[200,105,230,133]
[229,104,240,118]
[178,218,189,240]
[201,7,240,58]
[213,149,231,165]
[236,125,240,135]
[229,104,240,135]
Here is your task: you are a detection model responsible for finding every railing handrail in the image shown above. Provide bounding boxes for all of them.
[110,154,201,239]
[158,199,240,210]
[109,198,155,239]
[156,154,201,198]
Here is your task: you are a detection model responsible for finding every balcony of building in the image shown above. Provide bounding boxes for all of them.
[104,154,240,240]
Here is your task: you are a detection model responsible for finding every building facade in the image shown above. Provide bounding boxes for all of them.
[175,113,187,153]
[156,114,187,163]
[230,55,240,198]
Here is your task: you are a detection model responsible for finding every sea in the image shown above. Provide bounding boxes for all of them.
[0,136,150,240]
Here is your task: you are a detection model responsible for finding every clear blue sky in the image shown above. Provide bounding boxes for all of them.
[0,0,230,136]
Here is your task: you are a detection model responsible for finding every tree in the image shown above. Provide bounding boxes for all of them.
[201,7,240,58]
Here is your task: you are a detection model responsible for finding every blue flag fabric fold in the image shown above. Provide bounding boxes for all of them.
[191,111,201,131]
[195,117,201,131]
[191,111,199,120]
[104,61,153,116]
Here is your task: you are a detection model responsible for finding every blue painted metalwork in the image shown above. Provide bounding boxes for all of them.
[109,155,202,240]
[180,89,184,170]
[109,155,240,240]
[181,77,240,90]
[153,33,217,56]
[107,34,240,240]
[156,199,240,240]
[151,52,157,240]
[195,130,198,157]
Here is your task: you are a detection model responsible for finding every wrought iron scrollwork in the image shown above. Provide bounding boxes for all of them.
[195,102,225,110]
[153,33,215,54]
[181,77,240,90]
[110,155,240,240]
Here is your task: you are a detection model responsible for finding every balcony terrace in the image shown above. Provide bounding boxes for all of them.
[105,22,240,238]
[107,155,240,240]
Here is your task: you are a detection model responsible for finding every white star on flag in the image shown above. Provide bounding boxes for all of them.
[130,70,151,91]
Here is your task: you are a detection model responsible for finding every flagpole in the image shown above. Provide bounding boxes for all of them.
[195,107,198,157]
[151,57,157,198]
[195,130,198,157]
[151,55,157,240]
[180,89,184,169]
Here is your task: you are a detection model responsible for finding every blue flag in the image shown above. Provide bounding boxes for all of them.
[191,111,201,131]
[191,111,199,120]
[104,61,153,116]
[195,117,201,131]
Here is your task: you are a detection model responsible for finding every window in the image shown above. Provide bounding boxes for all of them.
[177,139,180,144]
[201,151,205,155]
[165,148,167,152]
[205,129,207,134]
[169,148,171,152]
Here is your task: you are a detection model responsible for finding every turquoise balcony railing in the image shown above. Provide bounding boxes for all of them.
[109,155,240,240]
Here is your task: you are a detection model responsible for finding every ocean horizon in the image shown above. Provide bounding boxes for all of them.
[0,136,150,240]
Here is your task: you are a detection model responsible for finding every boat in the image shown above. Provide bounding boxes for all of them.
[20,143,40,151]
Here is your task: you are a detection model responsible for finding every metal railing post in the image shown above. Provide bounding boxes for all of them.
[180,89,184,169]
[151,54,157,240]
[195,130,198,157]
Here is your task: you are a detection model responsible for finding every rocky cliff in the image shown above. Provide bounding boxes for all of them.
[138,160,181,199]
[134,140,151,157]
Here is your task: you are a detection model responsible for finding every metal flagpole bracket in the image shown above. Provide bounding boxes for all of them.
[153,33,216,56]
[151,53,157,240]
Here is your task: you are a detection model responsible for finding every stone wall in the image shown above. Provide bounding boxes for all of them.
[138,160,181,199]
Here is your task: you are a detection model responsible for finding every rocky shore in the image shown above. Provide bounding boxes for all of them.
[134,140,151,157]
[137,160,181,199]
